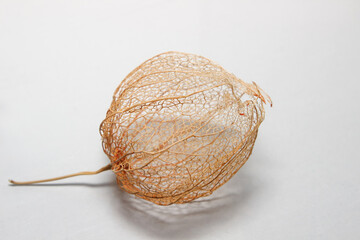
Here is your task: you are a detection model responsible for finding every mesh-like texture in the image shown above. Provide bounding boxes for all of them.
[100,51,271,206]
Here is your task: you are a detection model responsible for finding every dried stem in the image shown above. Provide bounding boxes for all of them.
[9,164,112,185]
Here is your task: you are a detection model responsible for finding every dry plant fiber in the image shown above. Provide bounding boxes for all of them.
[10,51,272,206]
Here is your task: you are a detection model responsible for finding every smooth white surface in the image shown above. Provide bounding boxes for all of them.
[1,0,360,239]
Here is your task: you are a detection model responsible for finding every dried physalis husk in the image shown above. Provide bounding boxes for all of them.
[9,51,271,206]
[99,51,272,205]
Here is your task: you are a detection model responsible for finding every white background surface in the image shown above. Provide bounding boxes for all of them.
[1,0,359,239]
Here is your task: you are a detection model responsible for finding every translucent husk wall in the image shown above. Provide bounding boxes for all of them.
[100,51,271,206]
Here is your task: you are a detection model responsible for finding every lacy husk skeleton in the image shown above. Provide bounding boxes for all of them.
[10,51,272,206]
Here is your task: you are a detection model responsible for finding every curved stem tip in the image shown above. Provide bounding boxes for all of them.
[9,164,112,185]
